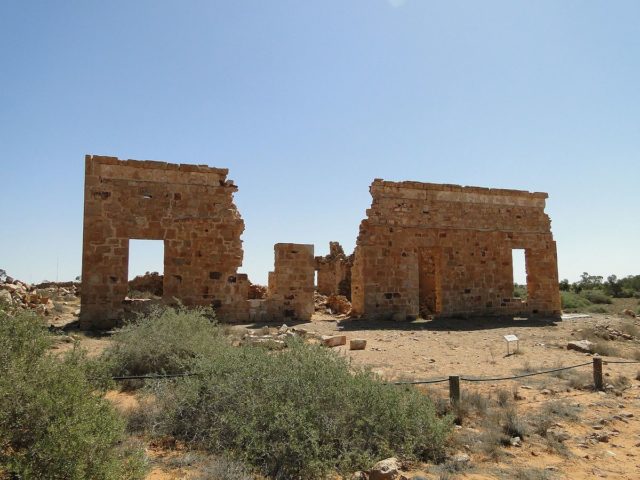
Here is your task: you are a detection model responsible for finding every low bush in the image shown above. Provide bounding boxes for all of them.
[560,291,591,310]
[581,289,613,304]
[132,310,452,479]
[103,305,220,378]
[591,342,620,357]
[0,310,146,479]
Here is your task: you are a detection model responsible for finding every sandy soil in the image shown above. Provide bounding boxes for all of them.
[47,295,640,479]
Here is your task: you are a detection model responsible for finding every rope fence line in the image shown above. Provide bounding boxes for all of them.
[107,360,640,385]
[422,358,638,403]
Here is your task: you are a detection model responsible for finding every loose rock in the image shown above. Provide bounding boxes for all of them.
[567,340,594,353]
[322,335,347,347]
[369,457,400,480]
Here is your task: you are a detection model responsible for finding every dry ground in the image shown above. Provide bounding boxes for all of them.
[49,297,640,479]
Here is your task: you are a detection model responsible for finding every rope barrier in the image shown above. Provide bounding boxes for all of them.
[460,362,593,383]
[106,359,638,383]
[390,378,449,385]
[389,361,593,386]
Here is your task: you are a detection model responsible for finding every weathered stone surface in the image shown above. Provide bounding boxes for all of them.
[349,338,367,350]
[315,242,353,298]
[369,457,400,480]
[266,244,315,321]
[80,155,250,329]
[0,289,12,305]
[451,452,471,464]
[322,335,347,347]
[567,340,594,353]
[548,428,571,442]
[327,294,352,315]
[351,180,561,319]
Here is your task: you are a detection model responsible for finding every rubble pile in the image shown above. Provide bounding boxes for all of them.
[128,272,163,297]
[314,291,353,316]
[326,295,352,315]
[248,282,267,300]
[592,323,639,341]
[241,324,366,351]
[0,274,80,316]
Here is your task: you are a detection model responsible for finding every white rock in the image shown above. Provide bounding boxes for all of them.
[567,340,594,353]
[369,457,400,480]
[0,290,13,305]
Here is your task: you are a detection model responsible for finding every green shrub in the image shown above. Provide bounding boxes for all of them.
[103,305,220,378]
[513,284,527,299]
[0,310,146,479]
[136,317,451,479]
[581,290,613,304]
[560,291,591,310]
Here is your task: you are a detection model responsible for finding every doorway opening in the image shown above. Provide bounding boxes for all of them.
[512,249,527,299]
[128,239,165,299]
[418,248,443,316]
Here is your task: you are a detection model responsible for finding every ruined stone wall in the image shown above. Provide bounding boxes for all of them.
[80,155,249,328]
[315,242,353,298]
[267,243,315,321]
[352,180,561,319]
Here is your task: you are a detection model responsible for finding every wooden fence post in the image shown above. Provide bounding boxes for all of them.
[449,375,461,404]
[593,357,603,391]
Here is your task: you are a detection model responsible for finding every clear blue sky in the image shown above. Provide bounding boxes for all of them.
[1,0,638,285]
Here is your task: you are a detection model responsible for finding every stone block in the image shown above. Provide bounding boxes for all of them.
[322,335,347,347]
[349,339,367,350]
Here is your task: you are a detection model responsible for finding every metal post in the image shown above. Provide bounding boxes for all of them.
[449,375,461,404]
[593,357,603,391]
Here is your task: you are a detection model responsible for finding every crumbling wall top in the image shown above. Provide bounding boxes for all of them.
[86,155,235,189]
[371,179,548,206]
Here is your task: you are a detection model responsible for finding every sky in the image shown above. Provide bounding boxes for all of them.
[0,0,638,286]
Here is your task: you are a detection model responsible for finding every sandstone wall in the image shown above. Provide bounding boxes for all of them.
[351,180,561,319]
[315,241,353,298]
[267,243,315,321]
[80,155,249,328]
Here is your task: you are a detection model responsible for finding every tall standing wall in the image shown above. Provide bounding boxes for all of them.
[80,155,249,329]
[351,180,561,320]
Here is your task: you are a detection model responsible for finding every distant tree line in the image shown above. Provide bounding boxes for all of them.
[560,272,640,298]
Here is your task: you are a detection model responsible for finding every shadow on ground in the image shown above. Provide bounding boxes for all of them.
[336,315,561,332]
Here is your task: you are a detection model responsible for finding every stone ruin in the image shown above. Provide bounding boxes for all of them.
[351,180,562,319]
[80,155,315,329]
[315,242,353,298]
[80,155,561,328]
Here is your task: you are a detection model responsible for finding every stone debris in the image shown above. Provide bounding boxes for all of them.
[322,335,347,348]
[567,340,595,353]
[128,271,163,297]
[315,242,353,298]
[326,295,352,315]
[240,326,364,351]
[0,274,80,317]
[248,282,267,300]
[547,428,571,442]
[450,452,471,465]
[369,457,401,480]
[593,323,638,341]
